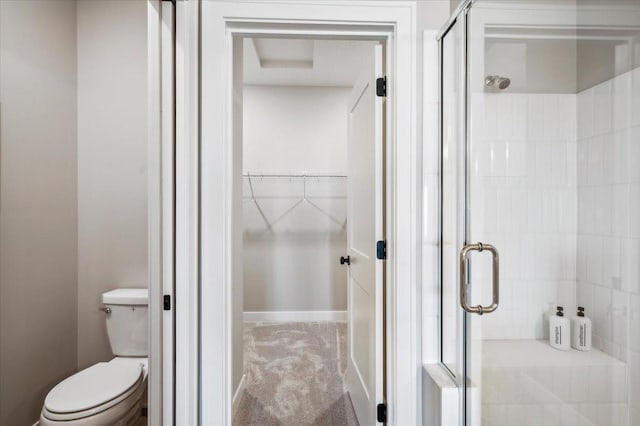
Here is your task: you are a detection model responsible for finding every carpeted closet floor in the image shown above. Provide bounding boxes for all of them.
[233,321,359,426]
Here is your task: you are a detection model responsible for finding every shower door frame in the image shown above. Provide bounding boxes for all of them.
[437,3,472,425]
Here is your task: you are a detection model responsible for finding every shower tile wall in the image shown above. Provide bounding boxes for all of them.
[470,92,577,341]
[576,66,640,424]
[473,83,639,424]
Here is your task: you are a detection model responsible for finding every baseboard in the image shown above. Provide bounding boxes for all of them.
[243,310,347,322]
[232,373,247,419]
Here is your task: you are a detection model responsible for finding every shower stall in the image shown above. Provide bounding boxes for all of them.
[438,1,640,424]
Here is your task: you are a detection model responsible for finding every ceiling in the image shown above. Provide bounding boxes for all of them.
[243,38,376,87]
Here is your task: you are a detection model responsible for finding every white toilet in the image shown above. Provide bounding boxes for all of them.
[40,288,149,426]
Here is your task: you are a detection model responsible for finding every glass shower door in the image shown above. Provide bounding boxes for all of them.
[461,1,638,425]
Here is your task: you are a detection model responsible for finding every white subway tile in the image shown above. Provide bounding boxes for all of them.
[485,94,499,140]
[587,136,604,186]
[551,142,568,187]
[528,95,546,140]
[612,130,629,184]
[498,94,514,141]
[588,365,611,403]
[492,141,508,176]
[631,67,640,128]
[602,133,615,185]
[559,95,577,141]
[483,187,498,233]
[622,238,640,294]
[630,294,640,352]
[594,186,612,236]
[602,237,622,289]
[593,285,612,342]
[513,95,528,141]
[578,188,596,235]
[577,281,595,317]
[611,184,629,237]
[506,141,527,177]
[613,72,631,132]
[628,126,640,183]
[471,93,486,141]
[536,142,552,185]
[543,95,561,140]
[594,81,613,136]
[579,88,595,140]
[630,353,640,424]
[578,140,588,186]
[630,183,640,238]
[567,141,578,188]
[577,236,588,281]
[611,290,629,347]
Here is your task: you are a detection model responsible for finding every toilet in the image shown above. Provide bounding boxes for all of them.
[40,288,149,426]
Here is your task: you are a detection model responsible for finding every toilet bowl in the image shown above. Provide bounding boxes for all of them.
[40,358,147,426]
[40,289,149,426]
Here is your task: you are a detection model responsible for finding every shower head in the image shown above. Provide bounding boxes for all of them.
[485,75,511,90]
[497,77,511,89]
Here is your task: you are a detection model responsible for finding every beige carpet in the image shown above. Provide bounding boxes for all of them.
[234,321,359,426]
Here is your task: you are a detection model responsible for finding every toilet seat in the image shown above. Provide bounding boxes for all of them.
[42,359,145,422]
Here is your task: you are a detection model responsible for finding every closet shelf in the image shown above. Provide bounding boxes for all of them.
[243,172,347,232]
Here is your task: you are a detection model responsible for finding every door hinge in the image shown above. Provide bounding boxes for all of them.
[377,403,387,423]
[163,294,171,311]
[376,240,386,260]
[376,77,386,97]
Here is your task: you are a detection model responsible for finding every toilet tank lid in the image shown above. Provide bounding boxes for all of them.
[102,288,148,305]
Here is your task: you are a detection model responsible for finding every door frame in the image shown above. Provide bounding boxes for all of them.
[147,0,168,425]
[175,1,420,424]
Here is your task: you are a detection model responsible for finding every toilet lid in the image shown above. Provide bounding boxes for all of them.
[45,361,143,414]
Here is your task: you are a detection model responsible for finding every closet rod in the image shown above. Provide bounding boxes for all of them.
[242,173,346,178]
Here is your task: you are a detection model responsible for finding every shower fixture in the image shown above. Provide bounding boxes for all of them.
[485,75,511,90]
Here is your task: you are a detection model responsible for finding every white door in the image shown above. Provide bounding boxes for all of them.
[345,44,385,425]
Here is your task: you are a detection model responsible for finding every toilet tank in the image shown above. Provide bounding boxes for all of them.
[102,288,148,357]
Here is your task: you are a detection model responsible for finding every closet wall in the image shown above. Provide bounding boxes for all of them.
[243,85,349,315]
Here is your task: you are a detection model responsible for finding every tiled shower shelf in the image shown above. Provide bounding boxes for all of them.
[483,339,627,368]
[481,340,628,426]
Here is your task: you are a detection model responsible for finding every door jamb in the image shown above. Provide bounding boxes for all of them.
[190,3,420,425]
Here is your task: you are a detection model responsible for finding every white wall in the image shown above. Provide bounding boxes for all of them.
[77,0,149,369]
[0,1,78,424]
[243,85,349,313]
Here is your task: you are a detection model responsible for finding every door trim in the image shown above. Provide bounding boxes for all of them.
[147,1,165,425]
[177,2,420,424]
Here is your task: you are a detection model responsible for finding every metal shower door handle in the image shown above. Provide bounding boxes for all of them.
[459,242,499,315]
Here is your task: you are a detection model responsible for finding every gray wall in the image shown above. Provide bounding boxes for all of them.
[76,0,149,369]
[0,1,78,424]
